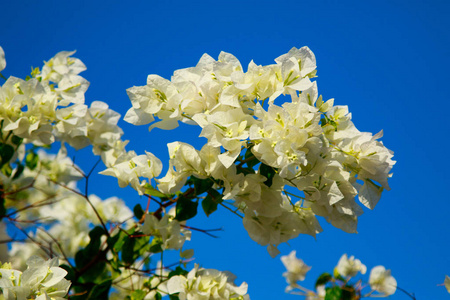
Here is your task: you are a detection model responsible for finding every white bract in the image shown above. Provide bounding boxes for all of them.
[100,151,162,194]
[369,265,397,296]
[280,251,311,288]
[0,257,70,300]
[141,212,191,251]
[163,264,249,300]
[0,46,6,73]
[335,254,367,277]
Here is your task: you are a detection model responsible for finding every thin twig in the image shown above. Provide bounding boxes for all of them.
[37,228,75,269]
[219,202,244,219]
[181,224,222,238]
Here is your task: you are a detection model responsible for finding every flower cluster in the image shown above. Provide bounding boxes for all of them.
[142,211,191,251]
[162,264,249,300]
[280,250,311,289]
[100,150,162,195]
[0,256,71,300]
[280,251,397,299]
[0,47,126,167]
[335,254,366,277]
[120,47,395,255]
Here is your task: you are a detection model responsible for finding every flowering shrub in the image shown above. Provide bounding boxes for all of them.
[0,45,400,299]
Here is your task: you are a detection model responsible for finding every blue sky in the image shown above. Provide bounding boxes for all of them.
[1,0,449,298]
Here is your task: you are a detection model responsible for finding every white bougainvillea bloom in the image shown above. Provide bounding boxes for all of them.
[369,265,397,296]
[110,261,169,300]
[163,264,249,300]
[335,254,367,277]
[167,142,206,177]
[305,285,325,300]
[0,77,57,145]
[141,213,190,250]
[0,47,128,164]
[0,46,6,72]
[444,275,450,293]
[55,74,89,104]
[54,104,89,149]
[86,101,124,157]
[0,256,71,300]
[280,251,311,287]
[40,50,87,83]
[100,151,162,194]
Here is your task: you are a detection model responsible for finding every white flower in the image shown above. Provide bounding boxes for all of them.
[335,254,366,277]
[0,46,6,72]
[100,151,163,194]
[305,285,325,300]
[56,74,89,104]
[141,214,189,250]
[369,265,397,295]
[280,251,311,286]
[40,50,86,83]
[0,77,57,145]
[0,256,71,300]
[86,101,124,155]
[163,264,249,300]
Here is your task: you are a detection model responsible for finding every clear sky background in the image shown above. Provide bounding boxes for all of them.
[1,0,449,299]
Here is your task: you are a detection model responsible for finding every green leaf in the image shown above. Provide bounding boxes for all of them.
[133,233,150,255]
[169,266,189,277]
[315,272,332,288]
[175,195,198,221]
[259,163,276,187]
[85,226,106,256]
[12,163,24,180]
[0,196,6,222]
[169,295,180,300]
[84,262,108,284]
[11,135,23,146]
[1,164,12,177]
[144,184,169,199]
[202,189,223,217]
[155,293,162,300]
[325,286,342,300]
[131,290,147,300]
[25,151,39,170]
[133,204,145,220]
[87,279,112,299]
[122,235,137,265]
[75,226,106,269]
[60,264,76,282]
[109,258,122,274]
[0,143,14,167]
[121,232,150,265]
[341,285,356,300]
[149,237,163,253]
[187,176,214,195]
[244,148,260,168]
[107,230,127,253]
